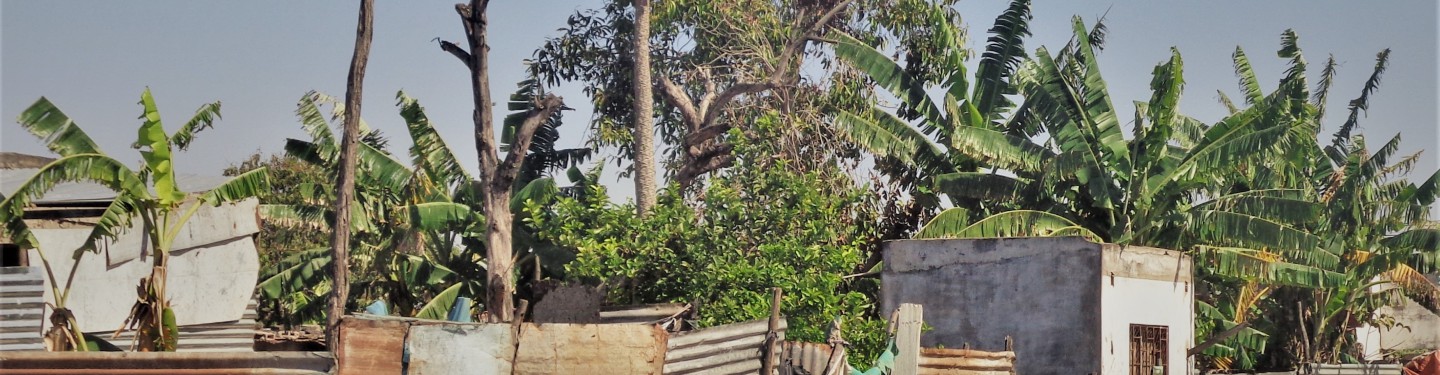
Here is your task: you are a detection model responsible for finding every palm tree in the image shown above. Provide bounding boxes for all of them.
[2,89,270,351]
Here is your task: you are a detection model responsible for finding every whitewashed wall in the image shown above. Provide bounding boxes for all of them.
[1099,276,1194,375]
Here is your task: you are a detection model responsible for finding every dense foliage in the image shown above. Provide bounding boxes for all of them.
[528,114,890,359]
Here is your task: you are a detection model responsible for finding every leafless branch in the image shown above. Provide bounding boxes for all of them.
[438,40,472,67]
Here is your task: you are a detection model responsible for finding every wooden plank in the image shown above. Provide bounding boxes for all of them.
[895,303,923,375]
[515,323,666,374]
[335,317,407,375]
[406,324,514,375]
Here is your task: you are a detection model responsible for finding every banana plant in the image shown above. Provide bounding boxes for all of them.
[2,89,270,351]
[257,87,585,324]
[829,0,1035,223]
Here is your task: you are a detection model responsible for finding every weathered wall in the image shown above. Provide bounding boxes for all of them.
[25,199,261,333]
[336,315,672,375]
[1098,244,1194,375]
[1377,296,1440,352]
[883,237,1103,375]
[407,324,514,375]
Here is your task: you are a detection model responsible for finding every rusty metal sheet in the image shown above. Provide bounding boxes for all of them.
[779,341,845,375]
[664,319,785,375]
[514,323,667,374]
[0,351,333,374]
[406,323,514,375]
[336,316,408,375]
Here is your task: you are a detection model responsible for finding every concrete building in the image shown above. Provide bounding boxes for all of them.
[882,237,1194,375]
[0,160,261,352]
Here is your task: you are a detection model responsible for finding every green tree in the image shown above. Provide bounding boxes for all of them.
[529,112,890,363]
[2,89,270,351]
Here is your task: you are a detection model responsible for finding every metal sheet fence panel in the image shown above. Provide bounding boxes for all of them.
[336,316,408,375]
[514,323,668,374]
[407,324,514,375]
[0,351,334,374]
[0,266,45,351]
[664,319,786,375]
[779,341,843,375]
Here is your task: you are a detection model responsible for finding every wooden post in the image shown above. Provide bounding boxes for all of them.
[327,0,374,348]
[762,288,783,375]
[895,303,923,375]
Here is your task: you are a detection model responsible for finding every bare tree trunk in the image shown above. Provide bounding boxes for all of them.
[484,189,514,320]
[631,0,657,214]
[441,0,565,322]
[328,0,374,346]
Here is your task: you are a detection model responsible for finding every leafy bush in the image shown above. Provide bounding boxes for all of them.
[526,118,889,362]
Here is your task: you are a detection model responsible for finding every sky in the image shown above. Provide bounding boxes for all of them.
[2,1,1437,203]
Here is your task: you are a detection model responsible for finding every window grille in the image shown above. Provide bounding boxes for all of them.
[1129,324,1168,375]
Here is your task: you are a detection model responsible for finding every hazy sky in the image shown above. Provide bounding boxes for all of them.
[2,1,1436,202]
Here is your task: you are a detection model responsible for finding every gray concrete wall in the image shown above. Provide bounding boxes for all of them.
[883,237,1103,375]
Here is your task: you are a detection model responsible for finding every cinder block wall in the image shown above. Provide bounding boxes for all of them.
[882,237,1104,375]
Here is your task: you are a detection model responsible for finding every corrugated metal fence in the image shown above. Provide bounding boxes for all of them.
[104,299,259,352]
[0,351,333,374]
[663,319,785,375]
[0,267,44,352]
[779,341,844,375]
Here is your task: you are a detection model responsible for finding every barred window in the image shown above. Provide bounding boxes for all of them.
[1130,324,1168,375]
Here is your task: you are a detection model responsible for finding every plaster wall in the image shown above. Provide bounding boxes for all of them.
[1099,244,1195,374]
[1376,297,1440,352]
[24,199,261,332]
[882,237,1103,375]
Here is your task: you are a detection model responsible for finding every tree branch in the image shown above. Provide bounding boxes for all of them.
[773,0,854,79]
[497,94,566,185]
[438,40,472,67]
[701,82,772,129]
[657,76,703,131]
[696,0,853,129]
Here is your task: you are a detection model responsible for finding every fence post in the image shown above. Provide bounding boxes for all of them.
[895,303,923,375]
[762,288,783,375]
